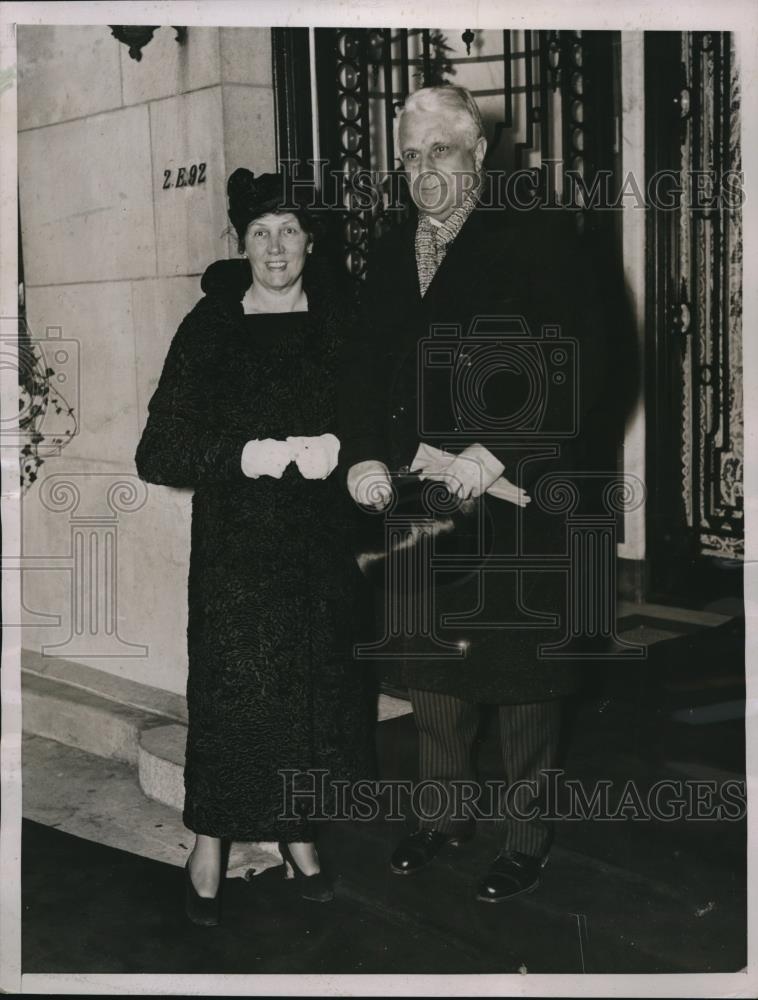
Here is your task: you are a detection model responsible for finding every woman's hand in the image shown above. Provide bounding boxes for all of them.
[242,434,342,480]
[287,433,340,480]
[241,438,293,479]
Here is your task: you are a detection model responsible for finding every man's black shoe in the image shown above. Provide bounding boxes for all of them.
[390,827,473,876]
[475,850,549,902]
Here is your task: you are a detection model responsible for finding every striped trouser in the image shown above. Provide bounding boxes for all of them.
[408,687,561,857]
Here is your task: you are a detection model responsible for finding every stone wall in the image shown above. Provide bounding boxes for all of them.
[18,25,277,694]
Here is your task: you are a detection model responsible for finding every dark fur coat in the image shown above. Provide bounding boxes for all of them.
[135,257,375,841]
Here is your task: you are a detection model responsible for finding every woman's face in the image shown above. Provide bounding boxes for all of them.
[244,211,311,291]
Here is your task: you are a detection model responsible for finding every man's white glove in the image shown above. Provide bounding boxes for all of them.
[241,438,293,479]
[286,433,340,480]
[410,442,531,506]
[347,459,393,510]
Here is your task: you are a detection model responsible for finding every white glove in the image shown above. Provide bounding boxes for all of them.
[410,442,531,506]
[286,433,340,480]
[241,438,293,479]
[347,459,393,509]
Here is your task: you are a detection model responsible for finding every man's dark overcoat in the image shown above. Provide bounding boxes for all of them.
[340,183,632,704]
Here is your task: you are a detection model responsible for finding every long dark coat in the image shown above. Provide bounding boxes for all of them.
[340,187,632,705]
[135,257,375,841]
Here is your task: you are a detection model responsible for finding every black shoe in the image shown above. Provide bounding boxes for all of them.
[476,850,549,903]
[390,827,474,876]
[278,841,334,902]
[185,861,220,927]
[184,839,230,926]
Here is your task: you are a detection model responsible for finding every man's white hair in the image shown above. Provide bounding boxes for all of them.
[396,84,486,151]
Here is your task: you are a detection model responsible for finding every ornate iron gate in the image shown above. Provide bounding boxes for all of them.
[645,31,743,597]
[313,28,621,281]
[679,32,743,560]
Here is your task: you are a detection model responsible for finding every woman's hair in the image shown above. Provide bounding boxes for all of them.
[396,84,486,151]
[227,168,317,253]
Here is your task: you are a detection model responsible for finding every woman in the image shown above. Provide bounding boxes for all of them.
[135,169,374,925]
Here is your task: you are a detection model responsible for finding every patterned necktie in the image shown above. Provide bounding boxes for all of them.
[414,177,482,297]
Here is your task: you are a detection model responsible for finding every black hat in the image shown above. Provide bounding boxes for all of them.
[227,168,310,245]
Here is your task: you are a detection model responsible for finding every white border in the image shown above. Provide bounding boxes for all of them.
[738,17,758,1000]
[1,2,756,997]
[15,971,758,995]
[2,0,758,31]
[0,9,21,999]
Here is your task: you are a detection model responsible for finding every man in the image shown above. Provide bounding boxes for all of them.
[340,85,622,901]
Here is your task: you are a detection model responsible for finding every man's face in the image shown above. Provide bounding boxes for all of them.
[398,109,486,222]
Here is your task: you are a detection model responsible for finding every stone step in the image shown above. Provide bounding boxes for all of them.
[21,649,413,879]
[22,670,163,767]
[23,733,281,878]
[138,723,186,811]
[21,655,285,876]
[21,647,188,723]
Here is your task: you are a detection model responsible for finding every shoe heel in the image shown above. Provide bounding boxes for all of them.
[185,860,221,927]
[278,841,334,903]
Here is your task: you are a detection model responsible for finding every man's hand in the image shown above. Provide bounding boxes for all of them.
[347,460,393,509]
[412,442,504,500]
